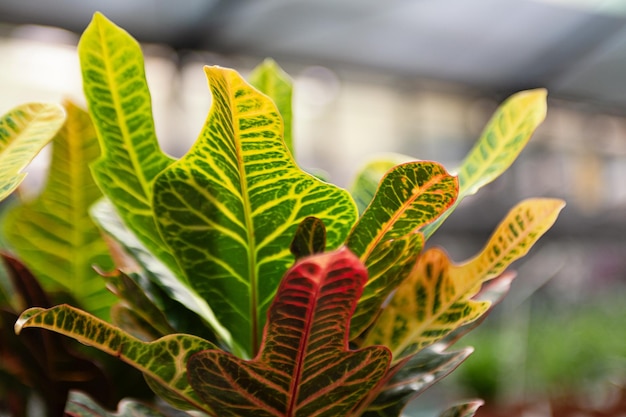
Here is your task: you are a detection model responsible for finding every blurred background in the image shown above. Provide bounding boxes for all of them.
[1,0,625,416]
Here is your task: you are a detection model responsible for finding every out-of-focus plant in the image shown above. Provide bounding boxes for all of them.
[3,12,564,417]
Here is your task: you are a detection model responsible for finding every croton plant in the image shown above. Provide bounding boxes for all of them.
[0,12,564,417]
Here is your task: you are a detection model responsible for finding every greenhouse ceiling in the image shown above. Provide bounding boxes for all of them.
[2,0,626,110]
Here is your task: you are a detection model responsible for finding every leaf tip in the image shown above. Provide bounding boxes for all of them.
[14,307,45,334]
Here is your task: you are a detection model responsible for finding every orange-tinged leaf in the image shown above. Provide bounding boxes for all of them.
[365,198,565,359]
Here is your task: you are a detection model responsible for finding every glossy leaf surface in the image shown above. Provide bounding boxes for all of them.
[0,102,65,202]
[346,161,458,338]
[15,304,216,413]
[422,89,547,238]
[350,153,414,214]
[290,217,326,260]
[365,198,564,358]
[249,58,294,157]
[153,66,357,356]
[187,248,391,417]
[4,101,115,319]
[79,12,179,279]
[359,347,472,417]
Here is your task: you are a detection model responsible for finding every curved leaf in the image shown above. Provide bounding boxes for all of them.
[4,101,115,319]
[65,391,168,417]
[350,153,415,215]
[346,161,458,338]
[153,66,357,356]
[0,102,65,202]
[422,89,547,238]
[187,248,391,417]
[79,12,179,279]
[359,347,472,417]
[249,58,294,157]
[15,304,216,413]
[290,217,326,260]
[365,198,565,359]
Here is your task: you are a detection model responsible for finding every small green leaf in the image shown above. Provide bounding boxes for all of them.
[153,66,357,356]
[358,347,472,417]
[422,89,547,238]
[0,102,65,202]
[350,153,415,214]
[79,12,180,280]
[15,304,217,413]
[249,58,294,157]
[290,217,326,260]
[4,101,115,319]
[187,248,391,417]
[438,401,484,417]
[365,198,565,359]
[346,161,458,339]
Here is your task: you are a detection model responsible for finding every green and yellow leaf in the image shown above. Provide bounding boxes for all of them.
[0,102,65,202]
[79,12,179,278]
[346,161,458,339]
[438,401,484,417]
[365,198,564,359]
[422,89,547,238]
[3,101,115,319]
[152,66,357,356]
[15,304,216,413]
[187,248,391,417]
[249,58,294,157]
[290,217,326,260]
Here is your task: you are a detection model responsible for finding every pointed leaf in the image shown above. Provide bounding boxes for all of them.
[79,13,179,279]
[438,401,483,417]
[249,58,294,157]
[15,304,217,413]
[187,248,391,417]
[358,347,472,417]
[3,101,115,319]
[350,154,414,214]
[0,102,65,202]
[422,89,547,238]
[153,66,357,356]
[346,161,458,338]
[290,217,326,260]
[365,198,564,358]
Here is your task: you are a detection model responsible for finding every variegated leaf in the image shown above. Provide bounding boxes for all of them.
[422,89,547,238]
[4,101,115,319]
[187,248,391,417]
[15,304,216,413]
[290,217,326,260]
[346,161,458,339]
[365,198,564,359]
[0,102,65,202]
[79,12,180,280]
[152,66,357,356]
[249,58,294,157]
[438,400,484,417]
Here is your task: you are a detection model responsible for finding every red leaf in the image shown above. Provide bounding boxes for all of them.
[187,248,391,416]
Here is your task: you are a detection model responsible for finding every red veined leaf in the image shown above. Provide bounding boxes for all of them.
[187,247,391,417]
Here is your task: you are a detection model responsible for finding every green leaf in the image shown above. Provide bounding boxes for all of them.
[365,198,565,359]
[0,102,65,202]
[15,304,217,413]
[422,89,547,239]
[438,401,483,417]
[358,347,472,417]
[346,161,458,339]
[152,66,357,356]
[249,58,294,157]
[187,248,391,417]
[350,153,415,215]
[79,12,179,279]
[290,217,326,260]
[3,101,115,319]
[91,199,225,346]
